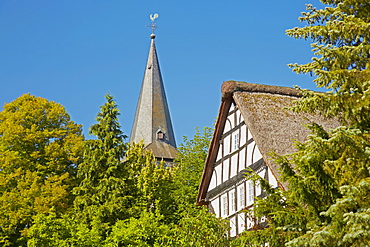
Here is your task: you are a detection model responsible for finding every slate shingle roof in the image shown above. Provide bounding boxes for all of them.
[130,35,177,160]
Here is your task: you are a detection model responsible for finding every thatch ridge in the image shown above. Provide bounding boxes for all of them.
[222,80,301,100]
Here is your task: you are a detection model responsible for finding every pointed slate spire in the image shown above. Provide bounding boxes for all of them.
[130,33,177,161]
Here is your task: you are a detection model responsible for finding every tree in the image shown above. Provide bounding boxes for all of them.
[286,0,370,129]
[237,1,370,246]
[168,206,230,247]
[28,208,108,247]
[73,94,129,227]
[0,94,84,246]
[42,94,176,244]
[172,127,213,208]
[106,210,172,247]
[27,95,227,245]
[168,127,231,246]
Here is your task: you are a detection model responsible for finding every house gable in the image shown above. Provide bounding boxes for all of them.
[204,98,279,236]
[197,80,340,237]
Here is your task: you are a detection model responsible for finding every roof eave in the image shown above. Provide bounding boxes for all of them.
[196,94,232,205]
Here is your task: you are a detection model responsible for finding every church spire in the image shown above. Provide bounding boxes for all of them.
[130,15,177,161]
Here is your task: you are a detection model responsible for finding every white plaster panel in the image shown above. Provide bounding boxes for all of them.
[209,170,217,190]
[246,141,254,166]
[258,168,266,179]
[255,169,266,196]
[237,110,243,124]
[222,159,229,183]
[230,216,237,237]
[211,197,220,218]
[268,167,278,188]
[224,119,231,133]
[216,143,222,162]
[224,135,231,156]
[252,144,262,163]
[240,125,247,147]
[230,103,235,112]
[246,214,254,230]
[227,114,235,130]
[238,212,245,234]
[239,148,246,172]
[230,154,238,178]
[215,164,222,187]
[247,129,252,141]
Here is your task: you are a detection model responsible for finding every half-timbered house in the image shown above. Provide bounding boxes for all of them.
[196,80,339,237]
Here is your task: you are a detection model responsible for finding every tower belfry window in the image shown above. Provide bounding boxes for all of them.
[157,130,165,141]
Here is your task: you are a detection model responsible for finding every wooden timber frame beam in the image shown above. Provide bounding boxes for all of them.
[196,94,233,206]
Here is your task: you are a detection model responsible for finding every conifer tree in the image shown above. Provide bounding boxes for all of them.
[73,94,129,227]
[66,94,175,244]
[236,1,370,246]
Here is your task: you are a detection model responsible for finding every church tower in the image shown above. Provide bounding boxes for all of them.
[130,15,177,162]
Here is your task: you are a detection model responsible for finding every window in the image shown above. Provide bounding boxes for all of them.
[222,195,228,216]
[157,130,164,140]
[239,186,245,208]
[234,133,239,150]
[230,191,236,212]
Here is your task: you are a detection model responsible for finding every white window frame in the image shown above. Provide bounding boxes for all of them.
[239,186,245,209]
[222,195,228,217]
[230,190,236,213]
[234,133,239,150]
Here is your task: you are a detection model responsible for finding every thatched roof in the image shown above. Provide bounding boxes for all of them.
[197,81,340,205]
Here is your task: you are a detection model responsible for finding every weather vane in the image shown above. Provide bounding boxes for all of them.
[147,13,159,36]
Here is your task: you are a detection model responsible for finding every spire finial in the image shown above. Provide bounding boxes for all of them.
[147,13,159,39]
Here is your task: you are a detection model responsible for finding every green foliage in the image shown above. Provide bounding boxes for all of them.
[168,206,230,247]
[286,0,370,129]
[168,127,231,246]
[173,127,213,207]
[0,94,84,246]
[288,178,370,246]
[16,94,228,245]
[106,210,172,247]
[27,94,179,245]
[238,1,370,246]
[71,94,176,242]
[27,211,70,247]
[135,152,176,224]
[28,210,106,247]
[73,94,130,225]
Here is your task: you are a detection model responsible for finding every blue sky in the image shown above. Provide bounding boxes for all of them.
[0,0,325,144]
